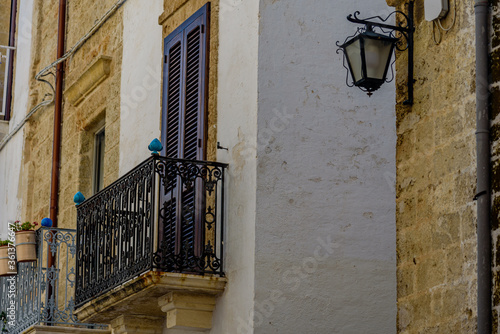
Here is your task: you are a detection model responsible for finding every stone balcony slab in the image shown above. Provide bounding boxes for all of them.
[75,271,227,325]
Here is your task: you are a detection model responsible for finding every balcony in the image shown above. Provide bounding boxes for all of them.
[0,228,109,334]
[74,155,228,332]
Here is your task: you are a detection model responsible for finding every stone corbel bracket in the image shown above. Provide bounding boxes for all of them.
[159,292,218,331]
[65,56,112,106]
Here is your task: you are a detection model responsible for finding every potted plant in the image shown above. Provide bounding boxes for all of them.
[0,311,7,333]
[0,239,16,276]
[13,221,38,262]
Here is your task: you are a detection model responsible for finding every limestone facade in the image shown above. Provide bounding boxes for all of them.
[388,0,500,332]
[0,0,10,47]
[24,0,123,228]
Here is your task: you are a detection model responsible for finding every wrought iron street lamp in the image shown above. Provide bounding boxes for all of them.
[337,1,415,105]
[339,26,398,96]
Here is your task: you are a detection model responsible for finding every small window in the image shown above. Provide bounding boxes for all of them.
[93,128,105,194]
[0,0,16,120]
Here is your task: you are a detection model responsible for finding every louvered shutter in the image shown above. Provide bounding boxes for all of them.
[161,4,209,263]
[164,32,183,160]
[160,30,183,259]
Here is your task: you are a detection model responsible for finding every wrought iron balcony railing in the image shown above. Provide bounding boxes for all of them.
[75,155,227,308]
[0,228,106,334]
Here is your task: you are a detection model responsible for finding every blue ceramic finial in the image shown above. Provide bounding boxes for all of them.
[148,139,163,155]
[74,192,85,205]
[41,217,53,227]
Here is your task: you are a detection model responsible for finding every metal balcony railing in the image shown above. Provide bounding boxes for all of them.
[0,228,106,334]
[75,155,227,308]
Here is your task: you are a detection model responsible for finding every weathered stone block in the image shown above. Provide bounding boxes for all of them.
[415,254,446,291]
[110,315,164,334]
[397,263,415,298]
[159,292,217,331]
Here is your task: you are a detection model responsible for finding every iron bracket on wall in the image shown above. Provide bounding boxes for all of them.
[346,0,415,105]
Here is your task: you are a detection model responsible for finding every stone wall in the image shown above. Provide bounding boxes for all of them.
[389,0,478,332]
[19,0,56,223]
[14,0,124,325]
[0,0,10,46]
[61,0,123,228]
[21,0,123,228]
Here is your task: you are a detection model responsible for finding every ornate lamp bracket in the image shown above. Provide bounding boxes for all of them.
[342,1,415,105]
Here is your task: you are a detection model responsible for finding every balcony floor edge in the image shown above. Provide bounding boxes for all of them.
[24,325,111,334]
[74,271,227,325]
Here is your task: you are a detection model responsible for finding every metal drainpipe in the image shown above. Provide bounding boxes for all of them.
[4,0,17,121]
[50,0,67,229]
[474,0,491,333]
[47,0,66,322]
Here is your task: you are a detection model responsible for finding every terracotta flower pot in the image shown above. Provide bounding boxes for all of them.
[15,230,37,262]
[0,245,17,276]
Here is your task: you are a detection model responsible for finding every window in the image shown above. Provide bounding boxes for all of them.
[0,0,16,120]
[160,3,210,257]
[93,127,105,194]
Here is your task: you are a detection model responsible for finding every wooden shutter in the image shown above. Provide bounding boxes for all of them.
[161,30,183,259]
[164,32,183,160]
[161,4,209,262]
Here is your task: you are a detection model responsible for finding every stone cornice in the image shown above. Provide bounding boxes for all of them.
[64,56,112,106]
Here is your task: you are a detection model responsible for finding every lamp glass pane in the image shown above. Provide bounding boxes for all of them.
[345,39,363,83]
[364,37,393,80]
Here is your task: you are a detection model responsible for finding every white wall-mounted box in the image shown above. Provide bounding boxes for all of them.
[425,0,449,21]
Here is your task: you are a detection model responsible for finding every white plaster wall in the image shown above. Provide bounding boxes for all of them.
[119,0,163,175]
[211,0,260,333]
[254,0,397,333]
[0,0,34,238]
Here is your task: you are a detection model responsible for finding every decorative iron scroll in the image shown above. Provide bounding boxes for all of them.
[75,156,227,308]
